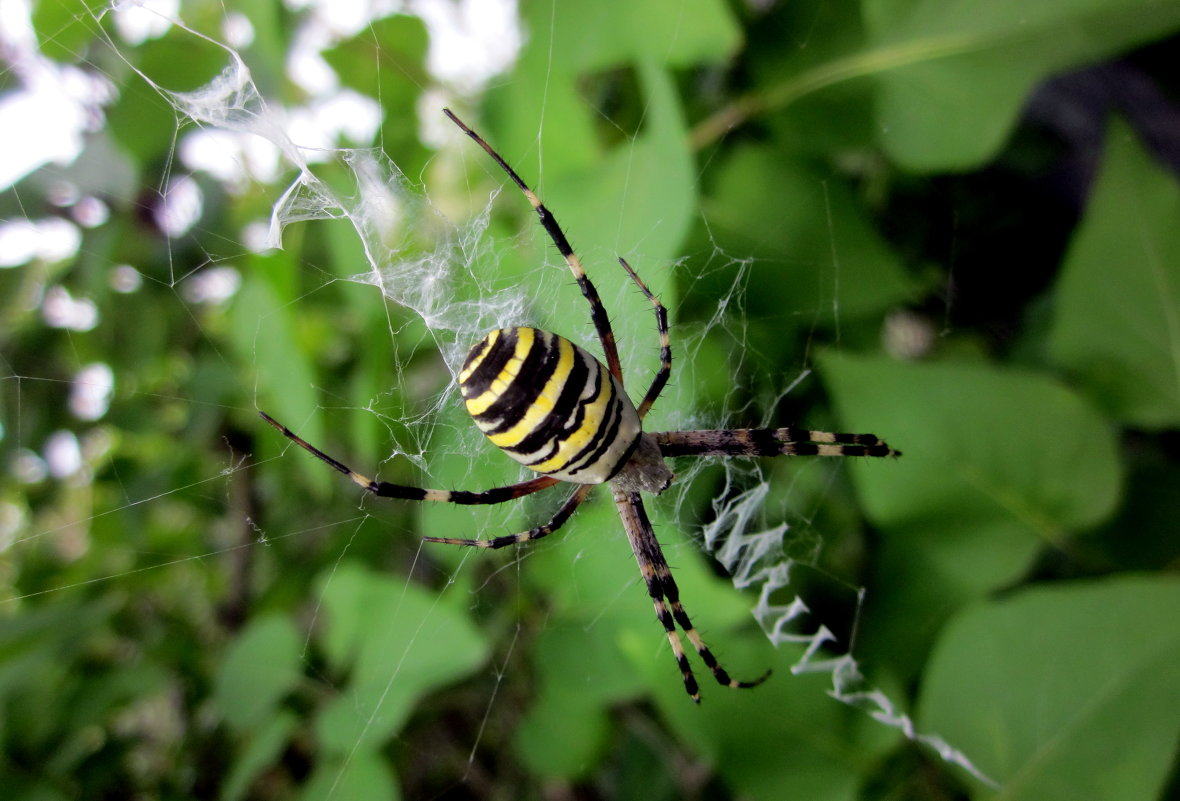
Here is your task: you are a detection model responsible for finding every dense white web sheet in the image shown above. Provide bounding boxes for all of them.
[4,0,995,789]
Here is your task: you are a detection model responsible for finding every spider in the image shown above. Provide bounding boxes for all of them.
[260,108,900,702]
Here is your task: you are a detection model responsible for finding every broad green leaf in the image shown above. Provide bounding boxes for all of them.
[0,600,113,697]
[222,711,300,801]
[541,60,690,314]
[822,354,1121,572]
[213,614,303,731]
[701,143,915,326]
[651,640,890,801]
[299,751,401,801]
[520,0,739,74]
[483,62,691,352]
[865,0,1180,170]
[1049,118,1180,428]
[231,252,325,489]
[322,15,429,170]
[104,64,185,167]
[818,355,1122,677]
[457,63,695,417]
[226,0,292,98]
[481,0,734,358]
[512,494,767,777]
[745,0,879,156]
[514,662,614,779]
[313,562,489,753]
[106,27,234,161]
[31,0,106,63]
[919,576,1180,799]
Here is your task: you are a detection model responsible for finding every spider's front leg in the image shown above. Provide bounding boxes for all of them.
[260,411,562,504]
[616,257,671,420]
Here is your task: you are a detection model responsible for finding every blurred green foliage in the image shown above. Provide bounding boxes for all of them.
[3,0,1179,799]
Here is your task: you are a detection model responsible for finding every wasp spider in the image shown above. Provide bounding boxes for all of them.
[260,109,900,702]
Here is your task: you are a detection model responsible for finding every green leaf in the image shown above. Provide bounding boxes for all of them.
[313,562,489,753]
[519,0,739,74]
[865,0,1180,169]
[231,252,325,489]
[512,495,766,777]
[744,0,879,156]
[322,15,429,167]
[919,575,1180,799]
[514,669,613,779]
[452,63,699,419]
[818,354,1122,676]
[212,614,303,731]
[652,640,891,801]
[701,143,916,325]
[323,15,429,90]
[0,600,114,698]
[30,0,107,63]
[483,0,736,354]
[559,60,696,278]
[299,751,401,801]
[486,61,692,351]
[1048,117,1180,428]
[459,480,767,771]
[823,354,1121,568]
[221,711,300,801]
[106,27,237,161]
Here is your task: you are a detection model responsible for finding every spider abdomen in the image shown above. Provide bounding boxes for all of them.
[459,327,642,484]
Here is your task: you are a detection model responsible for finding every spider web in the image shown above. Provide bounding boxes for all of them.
[0,0,996,795]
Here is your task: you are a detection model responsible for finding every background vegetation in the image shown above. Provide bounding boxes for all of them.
[2,0,1179,799]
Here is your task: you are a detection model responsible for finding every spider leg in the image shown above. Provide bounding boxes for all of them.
[653,428,901,458]
[617,257,671,420]
[443,109,625,385]
[423,484,594,549]
[260,411,561,504]
[613,486,769,702]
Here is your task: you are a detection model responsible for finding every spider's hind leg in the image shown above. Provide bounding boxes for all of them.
[423,484,594,549]
[612,487,769,702]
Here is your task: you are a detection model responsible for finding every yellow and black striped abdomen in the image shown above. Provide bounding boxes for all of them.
[459,327,642,484]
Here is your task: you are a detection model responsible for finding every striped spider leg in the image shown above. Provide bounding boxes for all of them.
[654,428,900,459]
[260,109,899,701]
